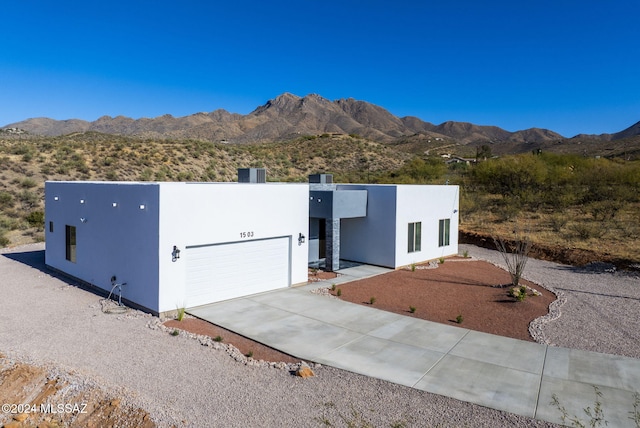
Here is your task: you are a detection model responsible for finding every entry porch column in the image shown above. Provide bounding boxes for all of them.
[325,218,340,272]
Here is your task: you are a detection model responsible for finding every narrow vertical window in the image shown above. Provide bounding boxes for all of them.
[408,222,421,253]
[439,219,450,247]
[65,225,76,262]
[49,221,54,233]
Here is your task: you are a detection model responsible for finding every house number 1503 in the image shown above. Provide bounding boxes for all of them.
[240,231,254,239]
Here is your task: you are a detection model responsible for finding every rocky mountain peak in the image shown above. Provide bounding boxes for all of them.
[4,93,639,148]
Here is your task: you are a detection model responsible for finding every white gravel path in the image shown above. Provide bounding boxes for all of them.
[7,242,633,427]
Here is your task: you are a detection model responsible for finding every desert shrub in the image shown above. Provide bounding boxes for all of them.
[10,143,32,156]
[176,171,193,181]
[471,154,547,199]
[549,386,640,428]
[542,189,577,208]
[588,200,623,221]
[508,286,528,302]
[103,157,115,166]
[25,211,45,228]
[73,160,90,174]
[139,168,154,181]
[20,178,37,188]
[0,191,13,209]
[393,156,446,183]
[0,215,22,230]
[202,167,217,182]
[40,164,52,175]
[0,230,9,247]
[494,231,531,288]
[105,170,119,181]
[460,189,486,215]
[491,199,522,222]
[18,190,38,211]
[549,214,568,232]
[569,222,604,240]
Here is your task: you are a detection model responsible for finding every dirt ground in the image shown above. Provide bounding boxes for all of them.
[0,354,155,428]
[163,318,300,363]
[332,259,555,342]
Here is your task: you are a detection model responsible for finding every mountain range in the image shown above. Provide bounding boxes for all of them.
[4,93,640,148]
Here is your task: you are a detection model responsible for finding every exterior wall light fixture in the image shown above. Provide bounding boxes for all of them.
[172,245,181,262]
[80,199,85,204]
[453,209,458,214]
[112,202,118,207]
[298,233,306,246]
[139,204,145,210]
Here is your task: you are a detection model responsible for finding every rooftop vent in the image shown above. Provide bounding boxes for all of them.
[309,173,333,184]
[238,168,266,183]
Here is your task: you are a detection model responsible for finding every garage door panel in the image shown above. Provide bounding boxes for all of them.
[185,237,291,308]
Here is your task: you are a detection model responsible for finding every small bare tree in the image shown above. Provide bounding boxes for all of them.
[493,230,532,289]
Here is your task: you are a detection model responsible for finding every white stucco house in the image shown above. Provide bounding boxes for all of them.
[45,170,459,316]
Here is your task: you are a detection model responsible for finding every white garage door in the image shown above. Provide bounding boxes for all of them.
[185,236,291,308]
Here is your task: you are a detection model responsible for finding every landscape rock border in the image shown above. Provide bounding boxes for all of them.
[148,318,321,373]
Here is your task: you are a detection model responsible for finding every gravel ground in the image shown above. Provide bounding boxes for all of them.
[6,242,637,427]
[461,244,640,359]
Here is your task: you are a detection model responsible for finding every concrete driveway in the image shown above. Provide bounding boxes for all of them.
[189,265,640,427]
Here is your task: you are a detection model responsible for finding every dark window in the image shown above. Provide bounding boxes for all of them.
[65,225,76,262]
[439,219,450,247]
[49,221,54,233]
[408,222,421,253]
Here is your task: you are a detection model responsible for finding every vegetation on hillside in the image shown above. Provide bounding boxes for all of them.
[0,133,409,245]
[1,132,639,265]
[460,153,640,263]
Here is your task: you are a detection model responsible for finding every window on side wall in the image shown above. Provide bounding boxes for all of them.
[408,222,421,253]
[65,225,76,262]
[438,218,450,247]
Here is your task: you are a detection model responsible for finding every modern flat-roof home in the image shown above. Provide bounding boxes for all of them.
[45,169,459,316]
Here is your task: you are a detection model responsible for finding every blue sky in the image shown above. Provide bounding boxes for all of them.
[2,1,639,137]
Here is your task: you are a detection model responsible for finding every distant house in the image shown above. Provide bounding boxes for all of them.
[445,156,476,165]
[45,170,459,315]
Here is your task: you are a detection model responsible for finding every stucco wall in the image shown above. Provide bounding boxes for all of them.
[156,182,309,313]
[338,185,398,268]
[394,185,459,267]
[338,184,459,268]
[45,182,161,312]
